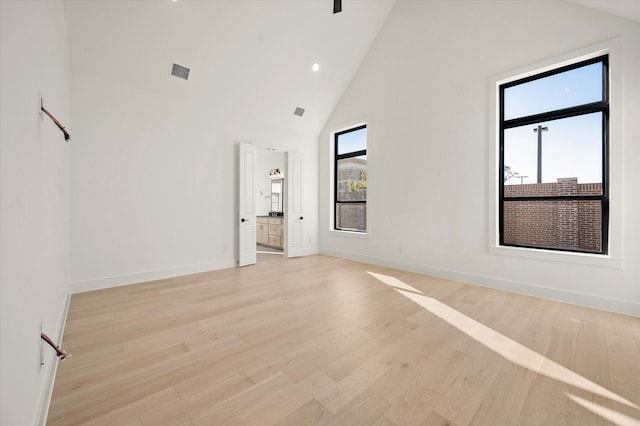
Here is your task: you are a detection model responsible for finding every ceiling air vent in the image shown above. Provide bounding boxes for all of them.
[294,107,305,117]
[171,63,190,80]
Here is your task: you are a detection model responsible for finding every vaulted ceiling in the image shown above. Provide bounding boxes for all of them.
[69,0,396,141]
[68,0,639,144]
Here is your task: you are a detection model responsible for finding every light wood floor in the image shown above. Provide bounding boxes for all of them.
[48,254,640,425]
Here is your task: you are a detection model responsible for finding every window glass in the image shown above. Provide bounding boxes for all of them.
[504,62,603,120]
[503,199,602,252]
[336,127,367,155]
[503,113,602,187]
[336,204,367,232]
[337,156,367,202]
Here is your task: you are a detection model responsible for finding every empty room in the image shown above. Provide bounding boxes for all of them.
[1,0,640,425]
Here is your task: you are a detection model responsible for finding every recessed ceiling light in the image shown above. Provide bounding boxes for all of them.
[312,63,320,72]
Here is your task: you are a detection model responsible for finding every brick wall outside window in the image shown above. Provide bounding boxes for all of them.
[336,158,366,231]
[503,178,602,252]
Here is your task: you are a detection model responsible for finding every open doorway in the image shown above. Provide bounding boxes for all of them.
[255,147,285,258]
[238,142,304,267]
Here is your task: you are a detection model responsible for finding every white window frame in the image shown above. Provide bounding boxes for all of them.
[488,39,623,268]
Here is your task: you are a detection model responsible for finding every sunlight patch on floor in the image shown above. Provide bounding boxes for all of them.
[366,271,640,414]
[566,393,640,426]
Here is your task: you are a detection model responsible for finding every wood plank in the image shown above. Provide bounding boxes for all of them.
[191,372,294,425]
[240,371,336,425]
[275,399,334,426]
[142,371,255,425]
[383,381,442,425]
[323,390,390,426]
[317,359,391,414]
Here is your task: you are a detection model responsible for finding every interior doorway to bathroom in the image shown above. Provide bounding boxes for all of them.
[255,147,285,258]
[238,142,304,267]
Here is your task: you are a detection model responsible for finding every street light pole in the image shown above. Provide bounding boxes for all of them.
[533,125,548,183]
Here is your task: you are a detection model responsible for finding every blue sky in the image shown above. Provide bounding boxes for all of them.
[503,62,603,185]
[337,126,367,155]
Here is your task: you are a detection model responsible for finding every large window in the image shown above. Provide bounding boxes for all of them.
[499,55,608,254]
[334,125,367,232]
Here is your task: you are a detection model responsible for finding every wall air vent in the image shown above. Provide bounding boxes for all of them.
[171,63,190,80]
[294,107,305,117]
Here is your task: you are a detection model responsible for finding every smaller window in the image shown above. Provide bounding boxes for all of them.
[334,125,367,232]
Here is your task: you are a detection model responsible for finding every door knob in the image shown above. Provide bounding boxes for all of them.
[241,218,247,222]
[299,216,304,220]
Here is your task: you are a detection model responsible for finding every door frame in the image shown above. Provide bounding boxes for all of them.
[238,142,304,264]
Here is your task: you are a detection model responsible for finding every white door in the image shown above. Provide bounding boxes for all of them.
[238,143,256,266]
[286,151,304,258]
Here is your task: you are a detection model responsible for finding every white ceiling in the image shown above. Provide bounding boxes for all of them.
[68,0,396,140]
[68,0,639,143]
[568,0,640,23]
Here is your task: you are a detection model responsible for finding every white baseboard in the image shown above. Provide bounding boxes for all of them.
[320,248,640,317]
[71,260,236,294]
[36,292,71,426]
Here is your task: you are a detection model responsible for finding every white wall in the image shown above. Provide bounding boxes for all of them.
[70,74,319,292]
[67,1,339,292]
[319,1,640,316]
[0,1,71,425]
[256,149,285,216]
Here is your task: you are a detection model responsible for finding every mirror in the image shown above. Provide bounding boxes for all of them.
[271,179,283,214]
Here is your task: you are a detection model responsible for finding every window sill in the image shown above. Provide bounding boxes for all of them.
[489,245,622,269]
[329,229,370,239]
